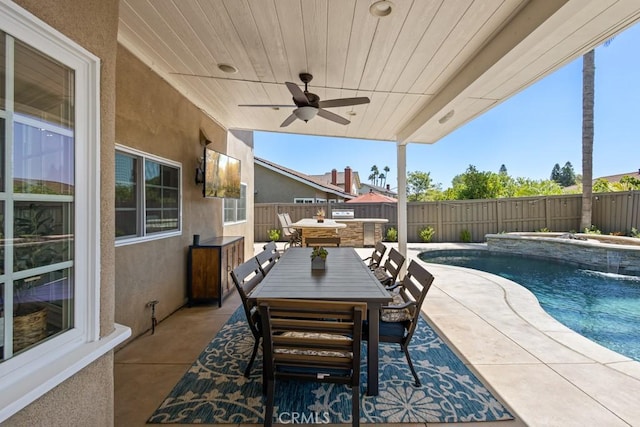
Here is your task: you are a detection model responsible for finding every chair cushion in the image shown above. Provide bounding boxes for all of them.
[373,267,389,281]
[381,293,413,322]
[276,331,353,358]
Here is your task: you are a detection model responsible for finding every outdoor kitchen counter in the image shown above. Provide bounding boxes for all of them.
[290,218,388,247]
[334,218,388,247]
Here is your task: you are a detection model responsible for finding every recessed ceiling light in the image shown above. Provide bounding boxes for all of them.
[217,63,238,74]
[369,1,394,17]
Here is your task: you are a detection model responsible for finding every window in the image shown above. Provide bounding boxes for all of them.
[115,146,181,244]
[294,198,326,203]
[0,3,129,420]
[223,183,246,224]
[1,31,76,362]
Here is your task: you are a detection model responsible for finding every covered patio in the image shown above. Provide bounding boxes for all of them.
[3,0,640,424]
[117,0,640,263]
[114,243,640,426]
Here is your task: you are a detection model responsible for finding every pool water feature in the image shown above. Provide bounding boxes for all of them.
[419,249,640,362]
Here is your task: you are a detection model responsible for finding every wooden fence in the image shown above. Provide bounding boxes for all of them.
[254,191,640,243]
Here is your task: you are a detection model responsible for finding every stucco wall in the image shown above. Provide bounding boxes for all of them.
[114,46,255,339]
[8,0,119,425]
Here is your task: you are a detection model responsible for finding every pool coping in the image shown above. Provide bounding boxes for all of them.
[403,243,640,426]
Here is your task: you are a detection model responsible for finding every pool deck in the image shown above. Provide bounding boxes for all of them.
[401,242,640,427]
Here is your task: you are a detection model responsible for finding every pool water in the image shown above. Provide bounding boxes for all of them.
[419,250,640,362]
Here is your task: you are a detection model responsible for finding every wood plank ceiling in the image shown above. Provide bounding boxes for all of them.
[118,0,640,145]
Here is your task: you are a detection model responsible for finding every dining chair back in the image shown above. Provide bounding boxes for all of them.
[258,298,365,427]
[362,241,387,270]
[375,260,434,386]
[372,247,405,287]
[277,213,301,249]
[230,257,265,377]
[255,242,279,276]
[263,240,281,257]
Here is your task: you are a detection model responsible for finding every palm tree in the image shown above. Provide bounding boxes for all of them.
[370,165,379,185]
[580,49,595,231]
[383,166,390,187]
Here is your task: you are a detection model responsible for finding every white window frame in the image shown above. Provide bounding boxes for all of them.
[0,3,130,422]
[223,182,247,225]
[114,144,182,247]
[294,198,315,204]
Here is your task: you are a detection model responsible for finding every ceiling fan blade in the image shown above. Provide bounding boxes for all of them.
[238,104,296,108]
[280,113,297,127]
[285,82,309,105]
[319,97,370,108]
[317,108,350,125]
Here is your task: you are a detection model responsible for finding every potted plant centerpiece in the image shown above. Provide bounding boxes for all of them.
[310,246,328,270]
[316,208,325,223]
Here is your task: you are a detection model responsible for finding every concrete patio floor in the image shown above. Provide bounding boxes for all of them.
[114,243,640,426]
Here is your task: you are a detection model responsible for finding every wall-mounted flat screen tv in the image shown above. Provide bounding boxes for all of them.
[203,147,241,199]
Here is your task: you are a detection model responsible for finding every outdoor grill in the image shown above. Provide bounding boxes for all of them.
[331,209,354,219]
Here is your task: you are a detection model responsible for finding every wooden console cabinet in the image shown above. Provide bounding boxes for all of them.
[187,236,244,307]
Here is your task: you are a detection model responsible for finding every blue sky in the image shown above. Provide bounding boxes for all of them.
[254,22,640,190]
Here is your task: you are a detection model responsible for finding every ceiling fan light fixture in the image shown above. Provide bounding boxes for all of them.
[369,1,394,17]
[293,106,318,122]
[217,63,238,74]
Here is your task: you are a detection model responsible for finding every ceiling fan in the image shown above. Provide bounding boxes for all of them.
[239,73,370,127]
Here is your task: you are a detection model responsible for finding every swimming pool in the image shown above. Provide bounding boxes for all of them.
[419,249,640,362]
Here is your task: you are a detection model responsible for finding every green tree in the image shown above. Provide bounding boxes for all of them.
[406,171,434,201]
[447,165,503,200]
[499,164,508,175]
[592,178,611,193]
[504,177,564,197]
[619,175,640,190]
[550,163,561,183]
[369,165,379,185]
[383,165,390,187]
[560,161,576,186]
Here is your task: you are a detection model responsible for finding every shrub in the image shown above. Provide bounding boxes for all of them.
[460,229,472,243]
[584,224,601,234]
[537,227,552,232]
[631,227,640,239]
[419,226,435,243]
[267,229,281,241]
[385,227,398,242]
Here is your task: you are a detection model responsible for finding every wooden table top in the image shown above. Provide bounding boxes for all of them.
[249,247,391,304]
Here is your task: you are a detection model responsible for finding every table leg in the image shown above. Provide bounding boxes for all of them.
[367,304,380,396]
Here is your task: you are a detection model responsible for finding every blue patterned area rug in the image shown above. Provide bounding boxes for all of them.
[148,307,513,424]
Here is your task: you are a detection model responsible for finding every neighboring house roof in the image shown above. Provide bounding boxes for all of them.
[359,182,397,197]
[346,190,397,203]
[310,171,361,188]
[565,170,640,191]
[254,157,355,199]
[596,170,640,182]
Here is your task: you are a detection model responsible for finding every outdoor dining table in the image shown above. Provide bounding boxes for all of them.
[248,247,393,396]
